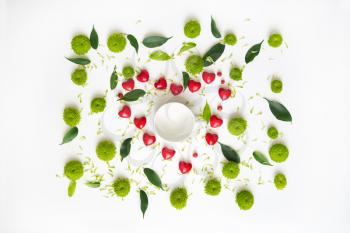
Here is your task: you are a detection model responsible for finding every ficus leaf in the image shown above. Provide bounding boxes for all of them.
[120,89,146,102]
[127,34,139,53]
[65,57,90,65]
[253,151,273,166]
[142,36,172,48]
[90,25,98,49]
[182,71,190,90]
[60,127,78,145]
[68,180,76,197]
[120,138,132,161]
[245,40,263,64]
[149,51,171,61]
[110,66,118,90]
[140,189,148,218]
[202,101,211,123]
[264,98,292,122]
[219,142,240,163]
[211,16,221,38]
[85,181,101,188]
[178,42,196,55]
[203,43,225,67]
[143,168,163,190]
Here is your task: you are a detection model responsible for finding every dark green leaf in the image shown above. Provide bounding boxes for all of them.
[127,34,139,53]
[203,43,225,67]
[90,25,98,49]
[68,180,76,197]
[66,57,90,65]
[140,189,148,218]
[60,127,78,145]
[245,40,263,64]
[264,98,292,122]
[178,42,196,55]
[85,181,101,188]
[142,36,172,48]
[182,72,190,90]
[120,89,146,102]
[211,16,221,38]
[110,66,118,90]
[253,151,272,166]
[143,168,163,190]
[120,138,132,161]
[202,101,211,123]
[219,142,240,163]
[149,51,171,61]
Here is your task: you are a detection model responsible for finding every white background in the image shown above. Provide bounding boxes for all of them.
[1,0,350,232]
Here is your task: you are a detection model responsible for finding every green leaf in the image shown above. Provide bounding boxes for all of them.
[120,138,132,161]
[127,34,139,53]
[90,25,98,49]
[203,43,225,67]
[264,98,292,122]
[60,127,78,145]
[142,36,172,48]
[245,40,263,64]
[202,101,211,123]
[219,142,240,163]
[85,181,101,188]
[149,51,171,61]
[211,16,221,38]
[182,71,190,90]
[68,180,76,197]
[66,57,90,65]
[178,42,196,55]
[140,189,148,218]
[143,168,163,190]
[253,151,273,166]
[110,66,118,90]
[120,89,146,102]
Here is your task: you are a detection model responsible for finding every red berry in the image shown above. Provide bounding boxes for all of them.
[202,71,216,84]
[122,79,135,91]
[118,105,131,118]
[217,105,223,111]
[117,93,123,99]
[188,80,201,93]
[136,69,149,82]
[192,152,198,158]
[179,161,192,174]
[170,83,183,96]
[210,115,223,128]
[154,77,167,90]
[218,87,231,101]
[205,132,218,145]
[221,79,225,84]
[143,133,156,146]
[161,147,176,160]
[133,116,146,129]
[217,71,222,77]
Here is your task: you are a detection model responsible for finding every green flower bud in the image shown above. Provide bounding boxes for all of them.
[90,97,106,113]
[222,162,240,179]
[96,140,116,162]
[122,66,135,79]
[107,33,127,53]
[184,20,201,38]
[229,67,242,81]
[267,126,279,139]
[204,179,221,196]
[274,173,287,190]
[224,33,237,46]
[71,68,87,86]
[185,55,204,75]
[63,107,80,127]
[64,160,84,181]
[113,178,131,197]
[271,79,283,93]
[269,143,289,163]
[268,34,283,48]
[228,117,247,136]
[236,190,254,210]
[170,188,188,210]
[71,35,91,55]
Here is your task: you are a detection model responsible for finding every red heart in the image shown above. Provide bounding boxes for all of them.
[205,132,218,145]
[122,79,135,91]
[210,115,223,128]
[188,80,201,93]
[143,133,156,146]
[154,77,167,90]
[170,83,183,96]
[118,105,131,118]
[161,147,176,160]
[136,69,149,82]
[133,116,146,129]
[218,87,231,101]
[179,161,192,174]
[202,71,216,84]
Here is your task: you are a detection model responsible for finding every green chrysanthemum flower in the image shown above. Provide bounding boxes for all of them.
[229,67,242,81]
[274,173,287,190]
[71,35,91,55]
[96,140,116,162]
[113,178,131,197]
[185,55,203,75]
[269,143,289,163]
[267,126,279,139]
[271,79,283,93]
[122,66,135,79]
[228,117,247,136]
[224,33,237,46]
[170,188,188,210]
[90,97,106,113]
[64,160,84,181]
[268,34,283,48]
[236,190,254,210]
[63,107,80,127]
[107,33,127,53]
[204,179,221,196]
[71,68,87,86]
[222,162,240,179]
[184,20,201,38]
